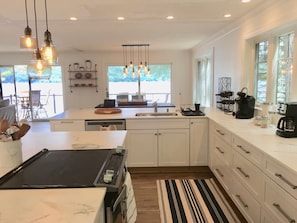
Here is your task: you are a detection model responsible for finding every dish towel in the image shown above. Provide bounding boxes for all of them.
[124,171,137,223]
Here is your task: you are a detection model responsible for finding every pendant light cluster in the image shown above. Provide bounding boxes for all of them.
[20,0,58,73]
[122,44,150,78]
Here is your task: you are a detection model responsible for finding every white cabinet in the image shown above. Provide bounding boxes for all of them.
[212,136,233,192]
[189,119,208,166]
[158,129,189,166]
[126,119,190,167]
[50,120,85,131]
[232,150,265,202]
[210,118,297,223]
[209,123,233,192]
[232,177,261,223]
[265,156,297,200]
[264,177,297,223]
[125,130,158,167]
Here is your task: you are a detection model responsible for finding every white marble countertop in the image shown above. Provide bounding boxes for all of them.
[50,107,207,120]
[21,130,127,160]
[205,108,297,173]
[0,187,106,223]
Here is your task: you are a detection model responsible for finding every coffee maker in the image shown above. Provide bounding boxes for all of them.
[233,87,255,119]
[276,102,297,138]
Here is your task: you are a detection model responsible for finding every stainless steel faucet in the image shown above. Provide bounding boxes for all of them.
[153,100,158,112]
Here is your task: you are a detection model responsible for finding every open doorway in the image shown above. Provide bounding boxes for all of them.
[0,65,64,121]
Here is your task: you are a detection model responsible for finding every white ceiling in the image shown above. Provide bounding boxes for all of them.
[0,0,268,52]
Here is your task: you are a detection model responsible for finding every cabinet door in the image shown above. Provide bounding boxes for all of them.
[50,120,85,131]
[126,130,158,167]
[158,129,189,166]
[189,119,208,166]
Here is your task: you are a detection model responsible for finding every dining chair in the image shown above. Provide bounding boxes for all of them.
[36,89,51,118]
[19,90,41,120]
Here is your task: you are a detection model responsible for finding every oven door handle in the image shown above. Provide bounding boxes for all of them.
[112,184,127,212]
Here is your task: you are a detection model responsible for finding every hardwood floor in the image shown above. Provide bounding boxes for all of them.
[129,167,247,223]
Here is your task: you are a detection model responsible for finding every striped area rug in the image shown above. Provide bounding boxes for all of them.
[157,178,240,223]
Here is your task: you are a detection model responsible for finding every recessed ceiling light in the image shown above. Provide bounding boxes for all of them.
[241,0,251,3]
[117,16,125,21]
[70,17,77,21]
[166,16,174,20]
[224,14,232,18]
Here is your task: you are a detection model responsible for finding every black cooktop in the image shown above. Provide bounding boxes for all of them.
[0,148,127,191]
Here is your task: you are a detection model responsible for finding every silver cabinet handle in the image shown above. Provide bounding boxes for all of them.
[215,147,224,154]
[237,145,250,154]
[236,194,248,208]
[275,173,297,189]
[216,129,225,136]
[215,168,224,177]
[273,203,295,223]
[236,167,249,178]
[60,121,74,124]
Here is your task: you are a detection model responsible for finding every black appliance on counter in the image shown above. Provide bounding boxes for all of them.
[233,87,255,119]
[0,148,127,223]
[181,103,205,116]
[276,102,297,138]
[95,99,116,108]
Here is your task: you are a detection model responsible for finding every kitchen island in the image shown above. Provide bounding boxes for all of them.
[0,130,127,223]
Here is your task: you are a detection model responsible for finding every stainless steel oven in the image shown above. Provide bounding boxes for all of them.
[85,119,126,131]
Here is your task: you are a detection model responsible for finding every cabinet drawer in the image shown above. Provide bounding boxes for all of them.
[232,135,263,168]
[213,153,232,192]
[50,120,85,131]
[214,135,232,166]
[232,177,261,223]
[264,178,297,223]
[126,119,189,129]
[214,124,232,145]
[265,158,297,200]
[232,151,265,202]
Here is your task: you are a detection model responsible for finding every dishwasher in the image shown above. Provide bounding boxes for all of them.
[85,119,126,131]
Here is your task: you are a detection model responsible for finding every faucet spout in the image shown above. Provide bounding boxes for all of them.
[153,100,158,112]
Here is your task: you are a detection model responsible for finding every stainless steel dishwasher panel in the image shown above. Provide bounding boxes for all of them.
[85,119,126,131]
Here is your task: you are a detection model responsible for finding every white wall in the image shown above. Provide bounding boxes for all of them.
[0,49,192,110]
[192,0,297,106]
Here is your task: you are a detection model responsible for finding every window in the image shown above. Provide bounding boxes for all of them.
[196,58,212,107]
[255,41,269,103]
[107,64,171,103]
[276,33,294,103]
[254,32,295,104]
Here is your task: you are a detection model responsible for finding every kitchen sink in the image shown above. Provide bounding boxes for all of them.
[135,112,178,117]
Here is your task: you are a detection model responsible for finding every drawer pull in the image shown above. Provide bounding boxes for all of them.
[275,173,297,189]
[236,167,249,178]
[237,145,250,154]
[273,203,296,223]
[215,168,224,177]
[216,129,225,136]
[216,147,224,154]
[235,194,248,208]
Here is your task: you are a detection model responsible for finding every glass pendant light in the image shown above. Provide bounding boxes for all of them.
[41,0,58,65]
[20,0,36,50]
[30,0,46,73]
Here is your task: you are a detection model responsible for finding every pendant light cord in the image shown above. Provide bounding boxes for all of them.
[25,0,29,27]
[33,0,39,50]
[44,0,49,31]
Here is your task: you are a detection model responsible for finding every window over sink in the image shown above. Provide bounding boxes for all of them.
[107,64,171,103]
